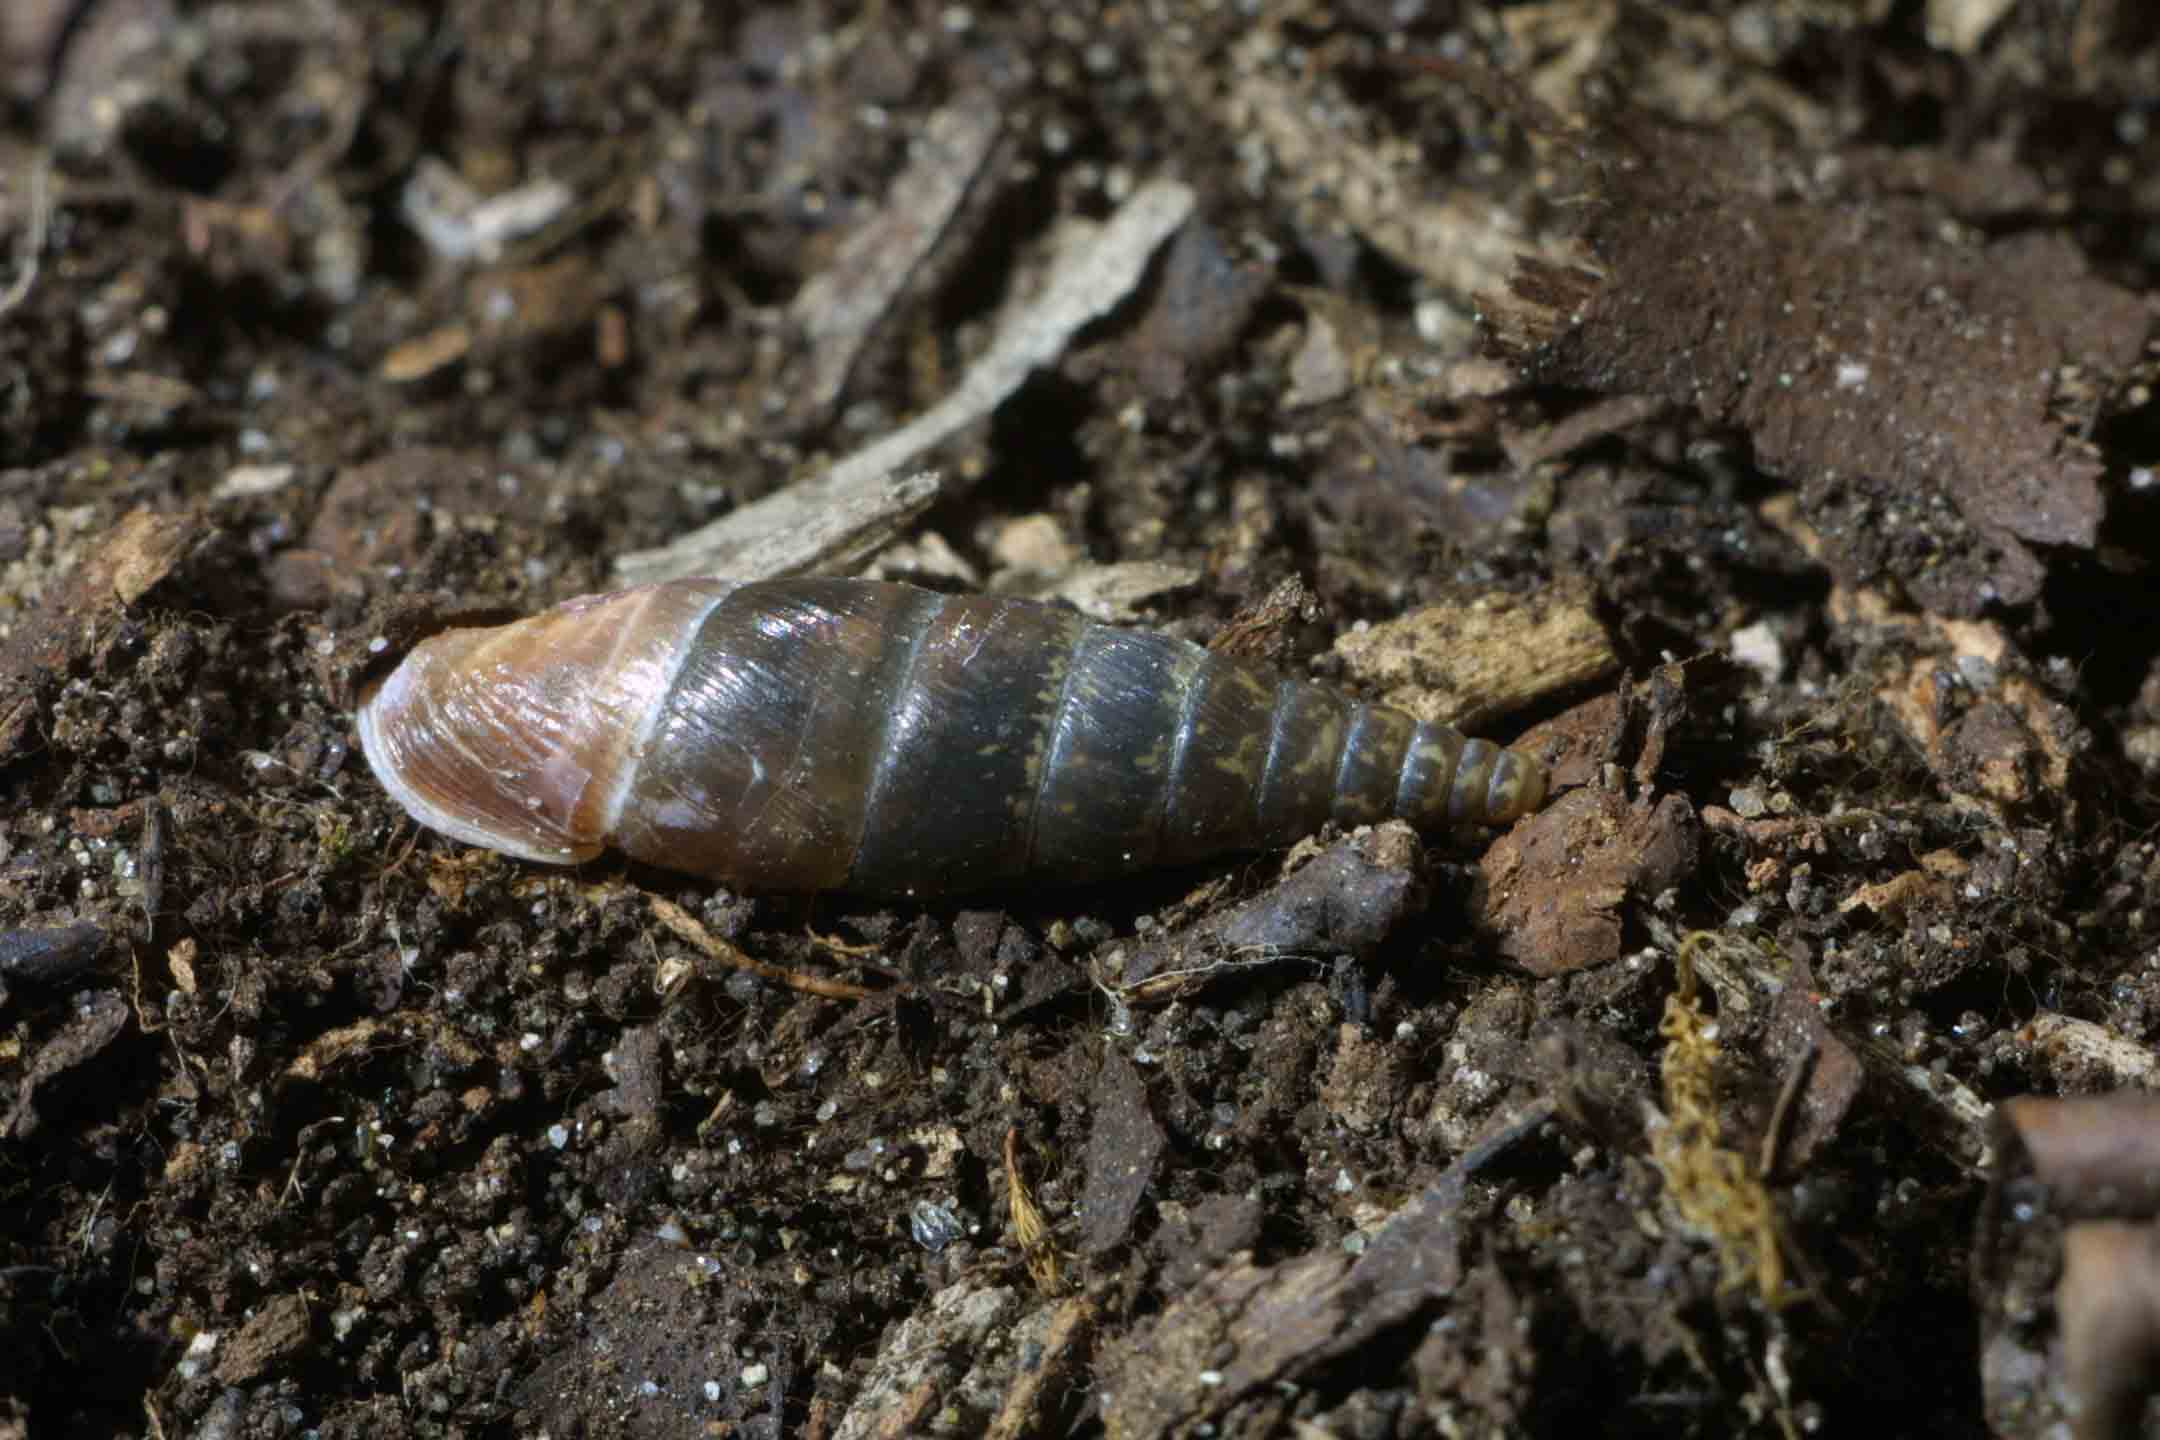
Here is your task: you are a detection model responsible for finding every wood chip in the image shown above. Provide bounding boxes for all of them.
[1332,584,1616,729]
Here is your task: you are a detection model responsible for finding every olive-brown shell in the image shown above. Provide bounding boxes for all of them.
[357,578,1547,896]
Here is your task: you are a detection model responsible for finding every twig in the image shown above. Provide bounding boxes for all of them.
[616,176,1197,585]
[1758,1039,1817,1181]
[648,896,876,1002]
[0,149,53,319]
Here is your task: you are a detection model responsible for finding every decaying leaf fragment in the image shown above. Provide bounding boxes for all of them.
[1476,670,1699,977]
[1097,823,1426,1003]
[1097,1102,1554,1440]
[1482,121,2151,616]
[1080,1048,1165,1256]
[3,988,128,1138]
[0,506,198,760]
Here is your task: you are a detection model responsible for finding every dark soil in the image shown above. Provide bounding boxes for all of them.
[4,2,2160,1437]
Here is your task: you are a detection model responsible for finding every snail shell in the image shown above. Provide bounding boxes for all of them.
[356,578,1548,896]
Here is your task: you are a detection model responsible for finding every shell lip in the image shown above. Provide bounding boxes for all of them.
[356,665,604,868]
[325,598,529,712]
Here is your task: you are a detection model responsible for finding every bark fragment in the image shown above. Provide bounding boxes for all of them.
[1484,122,2151,615]
[1978,1095,2160,1439]
[1079,1047,1166,1256]
[1098,1102,1553,1440]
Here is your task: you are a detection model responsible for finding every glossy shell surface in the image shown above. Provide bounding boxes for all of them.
[357,578,1548,895]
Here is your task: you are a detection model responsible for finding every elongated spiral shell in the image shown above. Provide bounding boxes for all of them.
[356,578,1548,896]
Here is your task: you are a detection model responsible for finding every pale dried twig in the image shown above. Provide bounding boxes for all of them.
[616,176,1197,585]
[0,148,52,319]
